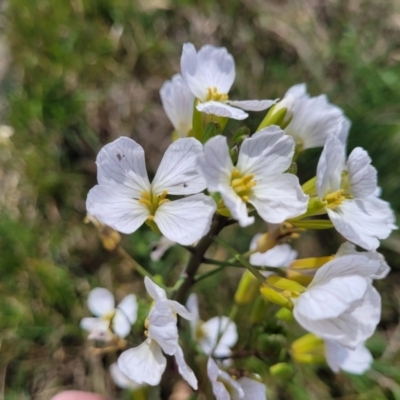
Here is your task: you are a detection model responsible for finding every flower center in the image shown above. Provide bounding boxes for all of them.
[323,189,346,209]
[194,321,207,341]
[139,190,170,220]
[206,87,229,102]
[231,168,256,202]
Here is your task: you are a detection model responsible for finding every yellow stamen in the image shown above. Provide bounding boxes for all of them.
[206,87,229,102]
[230,168,256,202]
[139,190,171,218]
[323,189,346,210]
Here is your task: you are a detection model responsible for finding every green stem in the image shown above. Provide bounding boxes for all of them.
[202,258,243,267]
[174,215,228,303]
[214,237,265,283]
[195,266,225,282]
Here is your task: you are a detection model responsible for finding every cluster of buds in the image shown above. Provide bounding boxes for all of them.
[81,42,396,397]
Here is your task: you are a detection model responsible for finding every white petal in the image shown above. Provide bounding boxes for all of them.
[294,285,380,349]
[207,358,231,400]
[150,236,176,261]
[174,345,198,390]
[236,126,294,178]
[152,138,206,195]
[347,147,377,198]
[96,137,150,197]
[250,174,308,223]
[168,300,194,321]
[118,339,166,386]
[340,343,373,374]
[311,254,382,286]
[250,243,298,268]
[200,317,238,357]
[335,116,351,146]
[325,341,372,375]
[226,99,277,111]
[324,339,348,373]
[160,74,194,137]
[328,197,395,251]
[181,43,235,101]
[197,101,248,120]
[144,276,167,301]
[80,317,112,341]
[335,243,390,280]
[154,194,216,245]
[112,310,132,338]
[87,288,115,317]
[198,135,233,193]
[186,293,200,336]
[285,92,345,150]
[294,275,368,321]
[221,186,254,227]
[86,185,149,234]
[117,294,138,325]
[110,363,142,390]
[236,377,266,400]
[148,300,178,355]
[316,134,345,198]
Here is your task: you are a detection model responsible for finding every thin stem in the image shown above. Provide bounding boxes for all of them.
[214,237,265,283]
[195,266,225,282]
[174,215,228,303]
[202,258,243,267]
[117,246,168,291]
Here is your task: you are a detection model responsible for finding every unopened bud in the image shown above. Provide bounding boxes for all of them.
[257,96,294,131]
[235,270,260,305]
[256,232,276,253]
[250,295,269,323]
[286,269,313,287]
[269,362,295,379]
[275,307,294,322]
[260,285,293,309]
[291,333,325,364]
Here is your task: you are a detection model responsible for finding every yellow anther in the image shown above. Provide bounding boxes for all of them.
[144,318,149,329]
[324,189,346,210]
[139,190,171,216]
[206,87,229,102]
[282,290,291,298]
[230,170,257,202]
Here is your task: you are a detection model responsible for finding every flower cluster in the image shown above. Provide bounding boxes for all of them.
[81,42,396,398]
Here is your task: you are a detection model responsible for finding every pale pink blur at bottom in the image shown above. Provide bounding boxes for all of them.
[51,391,110,400]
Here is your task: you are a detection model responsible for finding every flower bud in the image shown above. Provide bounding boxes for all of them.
[269,362,295,379]
[291,333,325,364]
[250,295,269,323]
[235,270,260,305]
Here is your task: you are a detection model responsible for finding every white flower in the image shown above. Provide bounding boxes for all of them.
[86,136,216,245]
[160,74,194,137]
[118,277,197,389]
[207,358,267,400]
[277,83,349,150]
[110,363,143,390]
[325,340,373,375]
[186,293,238,358]
[181,43,276,120]
[249,234,298,267]
[316,134,397,250]
[293,253,382,349]
[198,126,308,227]
[80,288,138,341]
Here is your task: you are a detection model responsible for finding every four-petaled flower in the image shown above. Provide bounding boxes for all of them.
[316,134,397,250]
[198,126,308,227]
[86,136,216,245]
[80,288,138,341]
[186,293,238,359]
[118,277,197,389]
[273,83,349,150]
[181,43,276,120]
[293,252,384,349]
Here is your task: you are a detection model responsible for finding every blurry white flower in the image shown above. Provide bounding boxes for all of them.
[198,126,308,227]
[207,358,266,400]
[80,288,138,341]
[160,74,195,137]
[86,136,216,245]
[181,43,276,120]
[110,363,143,390]
[293,253,382,349]
[150,236,176,261]
[316,134,397,250]
[186,293,237,358]
[279,84,349,150]
[325,340,373,375]
[118,277,197,389]
[249,233,298,267]
[0,125,14,142]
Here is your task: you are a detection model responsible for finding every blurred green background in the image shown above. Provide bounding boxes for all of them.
[1,0,400,398]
